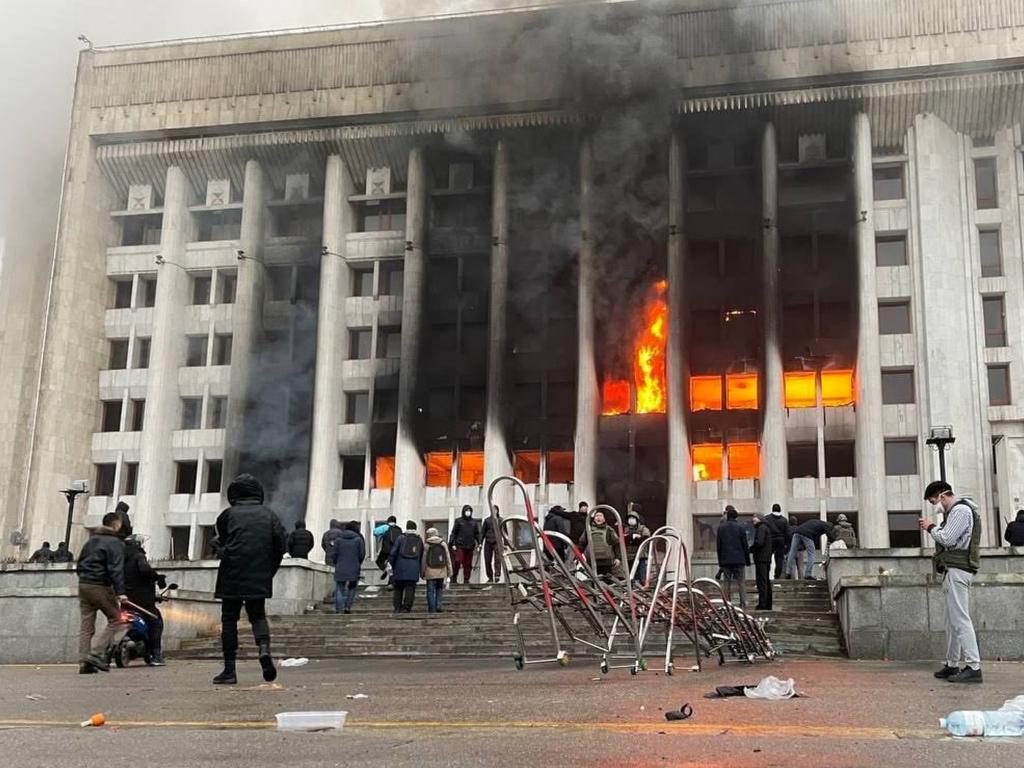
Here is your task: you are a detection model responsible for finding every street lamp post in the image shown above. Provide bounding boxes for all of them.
[60,480,89,547]
[926,425,956,483]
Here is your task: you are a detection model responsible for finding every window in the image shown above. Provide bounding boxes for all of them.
[267,266,292,302]
[175,461,198,494]
[192,274,212,305]
[884,439,918,475]
[138,276,157,308]
[824,441,855,477]
[458,451,485,486]
[988,365,1011,406]
[374,456,395,489]
[122,462,139,495]
[690,375,723,411]
[377,327,401,359]
[727,443,759,480]
[513,451,541,484]
[212,334,233,365]
[207,396,227,429]
[100,400,123,432]
[873,164,904,201]
[381,263,404,297]
[787,443,817,478]
[169,527,190,561]
[108,339,129,370]
[784,372,816,409]
[878,301,911,334]
[205,460,222,494]
[345,391,369,424]
[692,444,723,481]
[881,369,915,404]
[112,280,133,309]
[425,452,453,487]
[185,335,208,367]
[821,370,855,407]
[974,158,998,209]
[373,389,398,422]
[200,526,219,559]
[341,455,366,490]
[358,199,406,232]
[349,329,373,360]
[694,516,722,552]
[979,230,1002,278]
[180,397,202,430]
[120,214,162,247]
[888,512,921,548]
[218,271,237,304]
[95,463,116,496]
[982,296,1007,347]
[459,386,486,421]
[875,235,907,267]
[546,450,574,484]
[129,399,145,431]
[195,209,242,241]
[353,269,374,297]
[134,337,151,369]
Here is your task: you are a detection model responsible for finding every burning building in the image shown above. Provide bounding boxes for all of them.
[7,0,1024,560]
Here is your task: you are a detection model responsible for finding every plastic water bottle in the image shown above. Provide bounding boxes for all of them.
[940,710,1024,737]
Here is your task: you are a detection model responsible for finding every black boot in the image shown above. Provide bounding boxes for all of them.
[934,664,960,679]
[213,656,237,685]
[79,662,98,675]
[257,641,277,683]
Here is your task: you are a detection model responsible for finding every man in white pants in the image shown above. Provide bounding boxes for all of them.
[919,480,983,684]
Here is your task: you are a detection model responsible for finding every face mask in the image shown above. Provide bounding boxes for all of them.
[627,517,638,526]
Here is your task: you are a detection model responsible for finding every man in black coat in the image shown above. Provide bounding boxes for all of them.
[480,507,502,583]
[716,506,751,608]
[763,503,789,579]
[322,519,343,564]
[287,520,315,559]
[212,474,287,686]
[124,536,167,665]
[750,514,773,610]
[53,542,74,564]
[449,505,481,584]
[76,512,127,674]
[1004,510,1024,547]
[543,505,571,561]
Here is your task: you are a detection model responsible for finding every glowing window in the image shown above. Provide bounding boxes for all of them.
[547,451,574,484]
[601,379,630,416]
[690,375,722,412]
[374,456,395,490]
[425,452,453,487]
[726,372,758,410]
[821,369,854,407]
[728,442,760,480]
[458,451,485,486]
[784,371,817,408]
[692,444,723,482]
[513,451,541,484]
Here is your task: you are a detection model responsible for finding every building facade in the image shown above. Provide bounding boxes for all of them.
[6,0,1024,562]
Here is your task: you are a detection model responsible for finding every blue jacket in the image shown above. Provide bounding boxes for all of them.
[388,533,423,582]
[329,529,365,582]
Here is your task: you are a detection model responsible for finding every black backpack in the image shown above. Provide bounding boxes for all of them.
[400,533,423,559]
[426,542,447,569]
[380,525,400,556]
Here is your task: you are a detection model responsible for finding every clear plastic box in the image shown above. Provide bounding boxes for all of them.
[274,711,348,731]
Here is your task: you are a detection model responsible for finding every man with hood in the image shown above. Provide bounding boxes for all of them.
[76,511,127,674]
[389,521,423,612]
[750,514,773,610]
[449,505,481,584]
[123,535,167,665]
[623,504,651,583]
[28,542,55,563]
[212,474,288,686]
[1004,510,1024,547]
[329,521,365,613]
[480,506,502,583]
[52,542,74,564]
[543,505,571,561]
[833,514,859,548]
[374,515,402,582]
[763,503,789,579]
[321,519,343,564]
[287,520,315,559]
[422,526,453,612]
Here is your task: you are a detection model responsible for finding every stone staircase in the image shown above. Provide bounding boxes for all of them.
[175,578,843,661]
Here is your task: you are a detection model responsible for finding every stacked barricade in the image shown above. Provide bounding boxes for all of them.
[487,476,775,675]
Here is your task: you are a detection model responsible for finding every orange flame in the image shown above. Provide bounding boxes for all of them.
[634,281,668,414]
[601,379,630,415]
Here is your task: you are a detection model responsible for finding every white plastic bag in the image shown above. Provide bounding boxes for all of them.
[744,676,797,700]
[280,657,309,668]
[999,695,1024,713]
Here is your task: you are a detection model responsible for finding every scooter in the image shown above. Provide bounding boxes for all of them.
[109,583,177,668]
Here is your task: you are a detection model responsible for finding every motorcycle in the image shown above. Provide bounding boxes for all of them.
[108,583,178,668]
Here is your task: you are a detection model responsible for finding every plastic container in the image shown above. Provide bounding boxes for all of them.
[940,710,1024,737]
[274,711,348,732]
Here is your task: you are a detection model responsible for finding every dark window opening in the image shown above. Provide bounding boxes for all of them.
[878,301,912,334]
[974,158,998,209]
[377,327,401,359]
[139,277,157,308]
[122,462,138,495]
[979,230,1002,278]
[873,164,905,201]
[787,443,818,479]
[100,400,123,432]
[988,365,1011,406]
[381,263,404,297]
[175,461,198,494]
[884,440,918,475]
[358,200,406,232]
[192,275,211,305]
[350,329,373,360]
[824,441,856,478]
[983,296,1007,347]
[353,269,374,297]
[205,460,223,494]
[185,335,208,367]
[112,280,133,309]
[94,463,116,496]
[373,389,398,422]
[134,338,151,369]
[108,339,129,370]
[341,455,366,490]
[180,398,202,430]
[169,527,190,561]
[876,235,907,267]
[129,399,145,431]
[194,209,242,241]
[212,334,233,365]
[120,214,163,247]
[888,512,921,548]
[346,392,369,424]
[207,396,227,429]
[218,272,236,304]
[881,369,915,404]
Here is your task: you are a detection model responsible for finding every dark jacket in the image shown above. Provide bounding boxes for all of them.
[623,516,651,560]
[792,519,835,542]
[481,515,501,544]
[543,507,571,556]
[377,524,402,558]
[52,545,74,563]
[29,546,54,563]
[750,524,773,564]
[76,526,126,595]
[322,519,343,562]
[389,533,423,582]
[450,513,481,550]
[1005,513,1024,546]
[833,521,859,548]
[214,475,288,601]
[329,529,365,582]
[716,519,751,568]
[287,527,315,559]
[124,538,165,610]
[763,512,788,545]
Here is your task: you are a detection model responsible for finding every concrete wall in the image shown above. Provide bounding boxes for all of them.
[0,559,333,664]
[827,548,1024,660]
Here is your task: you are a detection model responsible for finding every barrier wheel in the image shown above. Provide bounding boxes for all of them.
[513,655,524,671]
[638,658,648,672]
[600,659,609,675]
[666,663,674,676]
[558,654,571,668]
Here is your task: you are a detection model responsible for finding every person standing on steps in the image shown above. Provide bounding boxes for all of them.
[374,515,402,584]
[623,505,651,584]
[329,521,365,614]
[449,505,481,584]
[785,517,835,580]
[579,510,622,577]
[716,506,751,608]
[763,503,788,579]
[481,506,502,583]
[212,474,288,686]
[286,520,315,559]
[390,521,423,613]
[321,519,343,566]
[920,480,984,684]
[750,514,773,611]
[422,527,453,613]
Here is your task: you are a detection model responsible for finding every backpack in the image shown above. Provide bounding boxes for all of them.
[426,542,447,569]
[380,525,400,556]
[400,533,423,559]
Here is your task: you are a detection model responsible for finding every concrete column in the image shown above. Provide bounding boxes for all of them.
[393,147,428,523]
[666,130,693,548]
[760,123,788,509]
[305,155,355,543]
[223,160,267,484]
[852,112,887,548]
[136,165,193,557]
[574,136,599,509]
[483,139,513,511]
